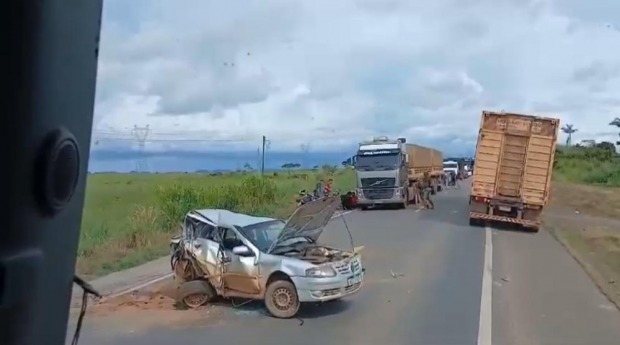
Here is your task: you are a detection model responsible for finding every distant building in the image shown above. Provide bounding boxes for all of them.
[579,140,596,148]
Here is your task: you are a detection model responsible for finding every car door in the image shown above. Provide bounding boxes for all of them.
[220,228,261,295]
[185,218,223,288]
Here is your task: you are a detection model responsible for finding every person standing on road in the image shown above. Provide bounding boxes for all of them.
[324,178,333,196]
[413,179,423,209]
[421,172,435,209]
[314,179,325,198]
[448,171,455,188]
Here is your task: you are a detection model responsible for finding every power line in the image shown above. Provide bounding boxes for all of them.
[92,130,259,143]
[92,137,255,143]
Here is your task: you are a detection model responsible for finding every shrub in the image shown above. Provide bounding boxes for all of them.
[155,176,278,229]
[126,205,161,249]
[554,145,620,186]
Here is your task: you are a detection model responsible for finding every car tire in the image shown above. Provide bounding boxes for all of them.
[178,280,216,309]
[264,280,300,319]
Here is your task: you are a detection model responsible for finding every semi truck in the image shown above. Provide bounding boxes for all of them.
[354,136,411,209]
[468,110,560,232]
[442,160,460,176]
[354,137,443,209]
[406,144,444,192]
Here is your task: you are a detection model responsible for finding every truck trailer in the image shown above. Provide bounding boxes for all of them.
[468,110,560,232]
[406,144,444,194]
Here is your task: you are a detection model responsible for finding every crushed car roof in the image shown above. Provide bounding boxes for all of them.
[192,209,277,228]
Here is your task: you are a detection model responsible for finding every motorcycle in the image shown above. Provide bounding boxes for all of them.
[296,190,317,206]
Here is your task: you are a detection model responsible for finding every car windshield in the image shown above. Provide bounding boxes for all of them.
[239,220,286,252]
[444,163,458,169]
[355,153,399,170]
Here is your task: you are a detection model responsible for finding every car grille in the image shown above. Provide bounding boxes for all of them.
[321,282,362,297]
[363,188,395,200]
[333,258,361,275]
[360,177,396,188]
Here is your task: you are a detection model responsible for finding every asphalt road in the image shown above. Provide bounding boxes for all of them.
[71,181,620,345]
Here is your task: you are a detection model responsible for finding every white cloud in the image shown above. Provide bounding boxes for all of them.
[93,0,620,153]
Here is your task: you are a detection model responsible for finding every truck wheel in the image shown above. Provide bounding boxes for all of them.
[264,280,300,319]
[178,280,216,309]
[526,225,540,233]
[469,217,482,227]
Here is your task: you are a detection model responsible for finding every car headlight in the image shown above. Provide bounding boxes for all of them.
[305,266,337,278]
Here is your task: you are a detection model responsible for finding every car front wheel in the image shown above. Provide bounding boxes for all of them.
[264,280,300,318]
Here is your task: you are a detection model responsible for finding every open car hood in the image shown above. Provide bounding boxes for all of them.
[267,196,341,253]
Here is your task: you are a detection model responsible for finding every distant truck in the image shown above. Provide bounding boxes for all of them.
[354,137,444,210]
[406,144,444,193]
[443,160,460,176]
[469,110,560,232]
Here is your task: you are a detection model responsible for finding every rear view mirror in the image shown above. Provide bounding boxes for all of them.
[232,245,254,256]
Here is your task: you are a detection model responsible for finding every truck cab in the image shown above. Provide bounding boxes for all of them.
[354,137,410,209]
[443,160,459,176]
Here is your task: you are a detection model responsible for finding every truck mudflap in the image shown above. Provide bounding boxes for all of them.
[469,211,540,228]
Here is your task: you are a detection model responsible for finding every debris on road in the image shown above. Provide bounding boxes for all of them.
[501,276,511,283]
[390,270,405,278]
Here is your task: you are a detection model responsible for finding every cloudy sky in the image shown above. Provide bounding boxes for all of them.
[92,0,620,154]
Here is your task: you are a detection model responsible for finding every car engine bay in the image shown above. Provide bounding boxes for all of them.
[274,243,354,264]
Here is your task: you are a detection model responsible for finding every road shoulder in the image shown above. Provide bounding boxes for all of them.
[492,227,620,345]
[544,182,620,309]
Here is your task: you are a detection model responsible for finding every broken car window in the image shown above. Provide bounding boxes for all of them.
[239,220,285,253]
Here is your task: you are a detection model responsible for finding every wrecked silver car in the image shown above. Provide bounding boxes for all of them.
[170,196,365,318]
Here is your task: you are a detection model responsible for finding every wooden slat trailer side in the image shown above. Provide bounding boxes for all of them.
[469,111,560,232]
[406,144,444,194]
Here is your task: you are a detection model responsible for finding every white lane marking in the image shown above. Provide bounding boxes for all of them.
[478,226,493,345]
[101,209,356,300]
[332,210,353,218]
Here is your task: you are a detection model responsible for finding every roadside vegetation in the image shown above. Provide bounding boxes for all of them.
[547,140,620,307]
[553,144,620,186]
[77,167,355,278]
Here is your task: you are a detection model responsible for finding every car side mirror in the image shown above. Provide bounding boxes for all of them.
[232,245,254,257]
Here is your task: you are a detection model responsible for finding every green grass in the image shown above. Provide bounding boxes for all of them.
[553,145,620,186]
[77,169,356,278]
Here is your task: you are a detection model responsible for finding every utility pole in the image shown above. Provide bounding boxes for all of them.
[261,135,266,175]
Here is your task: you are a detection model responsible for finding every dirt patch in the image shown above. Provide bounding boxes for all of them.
[90,279,179,315]
[72,279,221,335]
[545,182,620,309]
[549,182,620,219]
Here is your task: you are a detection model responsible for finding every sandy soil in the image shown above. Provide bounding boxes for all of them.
[71,279,222,335]
[544,182,620,309]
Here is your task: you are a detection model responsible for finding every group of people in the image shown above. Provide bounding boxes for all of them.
[412,170,463,210]
[314,178,334,198]
[413,172,435,210]
[306,173,456,211]
[442,171,460,189]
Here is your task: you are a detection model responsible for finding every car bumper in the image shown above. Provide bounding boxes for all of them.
[356,189,405,205]
[292,272,364,302]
